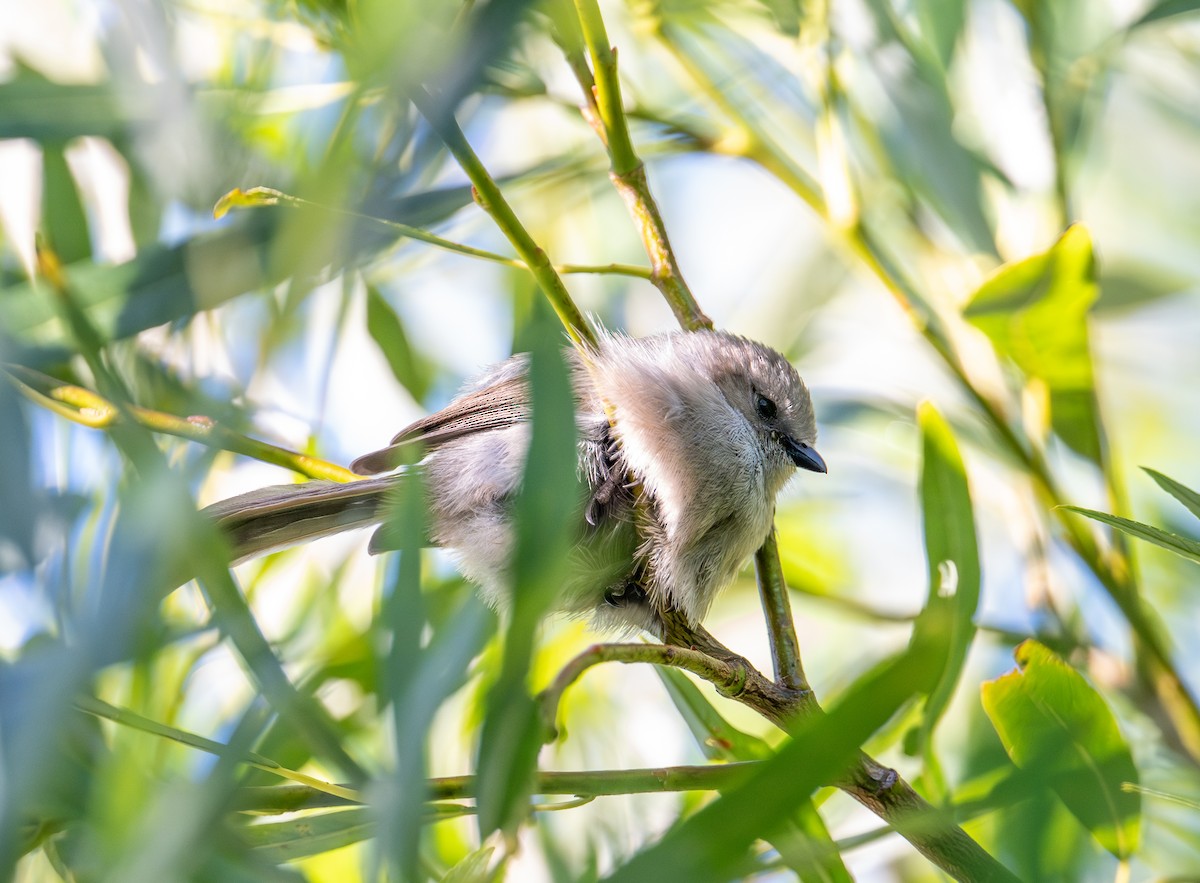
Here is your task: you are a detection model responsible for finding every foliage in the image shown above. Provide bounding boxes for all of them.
[3,0,1200,881]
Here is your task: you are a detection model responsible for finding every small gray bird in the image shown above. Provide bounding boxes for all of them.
[204,330,825,631]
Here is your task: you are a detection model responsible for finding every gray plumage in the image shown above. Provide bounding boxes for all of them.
[203,330,825,631]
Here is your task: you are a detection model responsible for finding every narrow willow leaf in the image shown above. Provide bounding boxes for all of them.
[365,286,432,400]
[981,640,1140,858]
[653,669,850,881]
[443,845,496,883]
[476,301,581,838]
[607,639,942,882]
[213,187,284,219]
[242,808,374,863]
[41,143,91,265]
[1131,0,1200,27]
[654,667,772,762]
[1062,506,1200,564]
[1143,468,1200,521]
[964,224,1101,463]
[913,403,980,778]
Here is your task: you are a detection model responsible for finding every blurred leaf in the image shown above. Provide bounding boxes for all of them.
[241,808,374,863]
[753,0,801,36]
[443,845,496,883]
[1143,468,1200,521]
[41,144,91,264]
[476,301,581,838]
[365,286,433,400]
[981,640,1140,858]
[606,638,941,882]
[1,219,276,359]
[915,0,966,68]
[861,1,996,256]
[1095,261,1193,312]
[964,224,1101,463]
[1131,0,1200,28]
[911,403,980,795]
[1061,506,1200,564]
[0,360,36,564]
[0,67,132,141]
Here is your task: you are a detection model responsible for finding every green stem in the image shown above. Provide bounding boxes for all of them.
[409,86,597,350]
[573,0,639,175]
[230,763,761,814]
[754,530,808,692]
[217,187,652,281]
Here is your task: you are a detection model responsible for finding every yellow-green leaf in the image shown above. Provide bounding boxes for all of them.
[964,224,1100,462]
[981,640,1140,858]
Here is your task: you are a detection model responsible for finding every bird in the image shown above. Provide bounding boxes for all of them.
[203,329,825,632]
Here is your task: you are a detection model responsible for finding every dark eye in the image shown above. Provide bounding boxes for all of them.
[754,394,777,421]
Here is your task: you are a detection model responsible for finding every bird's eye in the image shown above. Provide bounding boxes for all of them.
[755,394,777,421]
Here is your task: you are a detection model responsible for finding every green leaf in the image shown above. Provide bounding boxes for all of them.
[242,808,374,863]
[443,845,496,883]
[213,187,285,220]
[981,640,1140,858]
[41,143,91,265]
[964,224,1101,463]
[1061,506,1200,565]
[606,639,942,882]
[1131,0,1200,27]
[365,286,432,400]
[653,670,851,882]
[654,667,772,762]
[1,219,276,358]
[1143,468,1200,521]
[0,66,131,141]
[476,300,582,839]
[912,403,980,791]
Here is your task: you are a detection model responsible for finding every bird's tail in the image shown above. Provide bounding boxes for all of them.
[203,475,401,564]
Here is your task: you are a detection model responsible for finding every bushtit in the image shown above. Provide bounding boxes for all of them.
[204,330,825,631]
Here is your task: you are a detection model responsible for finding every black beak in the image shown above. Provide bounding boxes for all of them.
[783,437,827,474]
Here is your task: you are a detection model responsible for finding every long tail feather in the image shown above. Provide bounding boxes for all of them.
[203,475,400,564]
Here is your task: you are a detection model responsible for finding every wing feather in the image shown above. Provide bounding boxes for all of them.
[351,369,531,475]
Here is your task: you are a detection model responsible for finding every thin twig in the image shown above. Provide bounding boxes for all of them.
[570,0,712,331]
[215,187,653,281]
[754,530,808,691]
[408,86,598,350]
[4,364,358,483]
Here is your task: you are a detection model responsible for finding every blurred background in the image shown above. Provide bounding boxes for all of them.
[2,0,1200,880]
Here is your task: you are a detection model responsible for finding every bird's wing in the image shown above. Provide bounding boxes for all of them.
[350,370,531,475]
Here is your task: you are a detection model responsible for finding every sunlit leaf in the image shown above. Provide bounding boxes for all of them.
[1143,468,1200,522]
[213,187,285,220]
[1061,506,1200,565]
[981,640,1140,858]
[965,224,1101,463]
